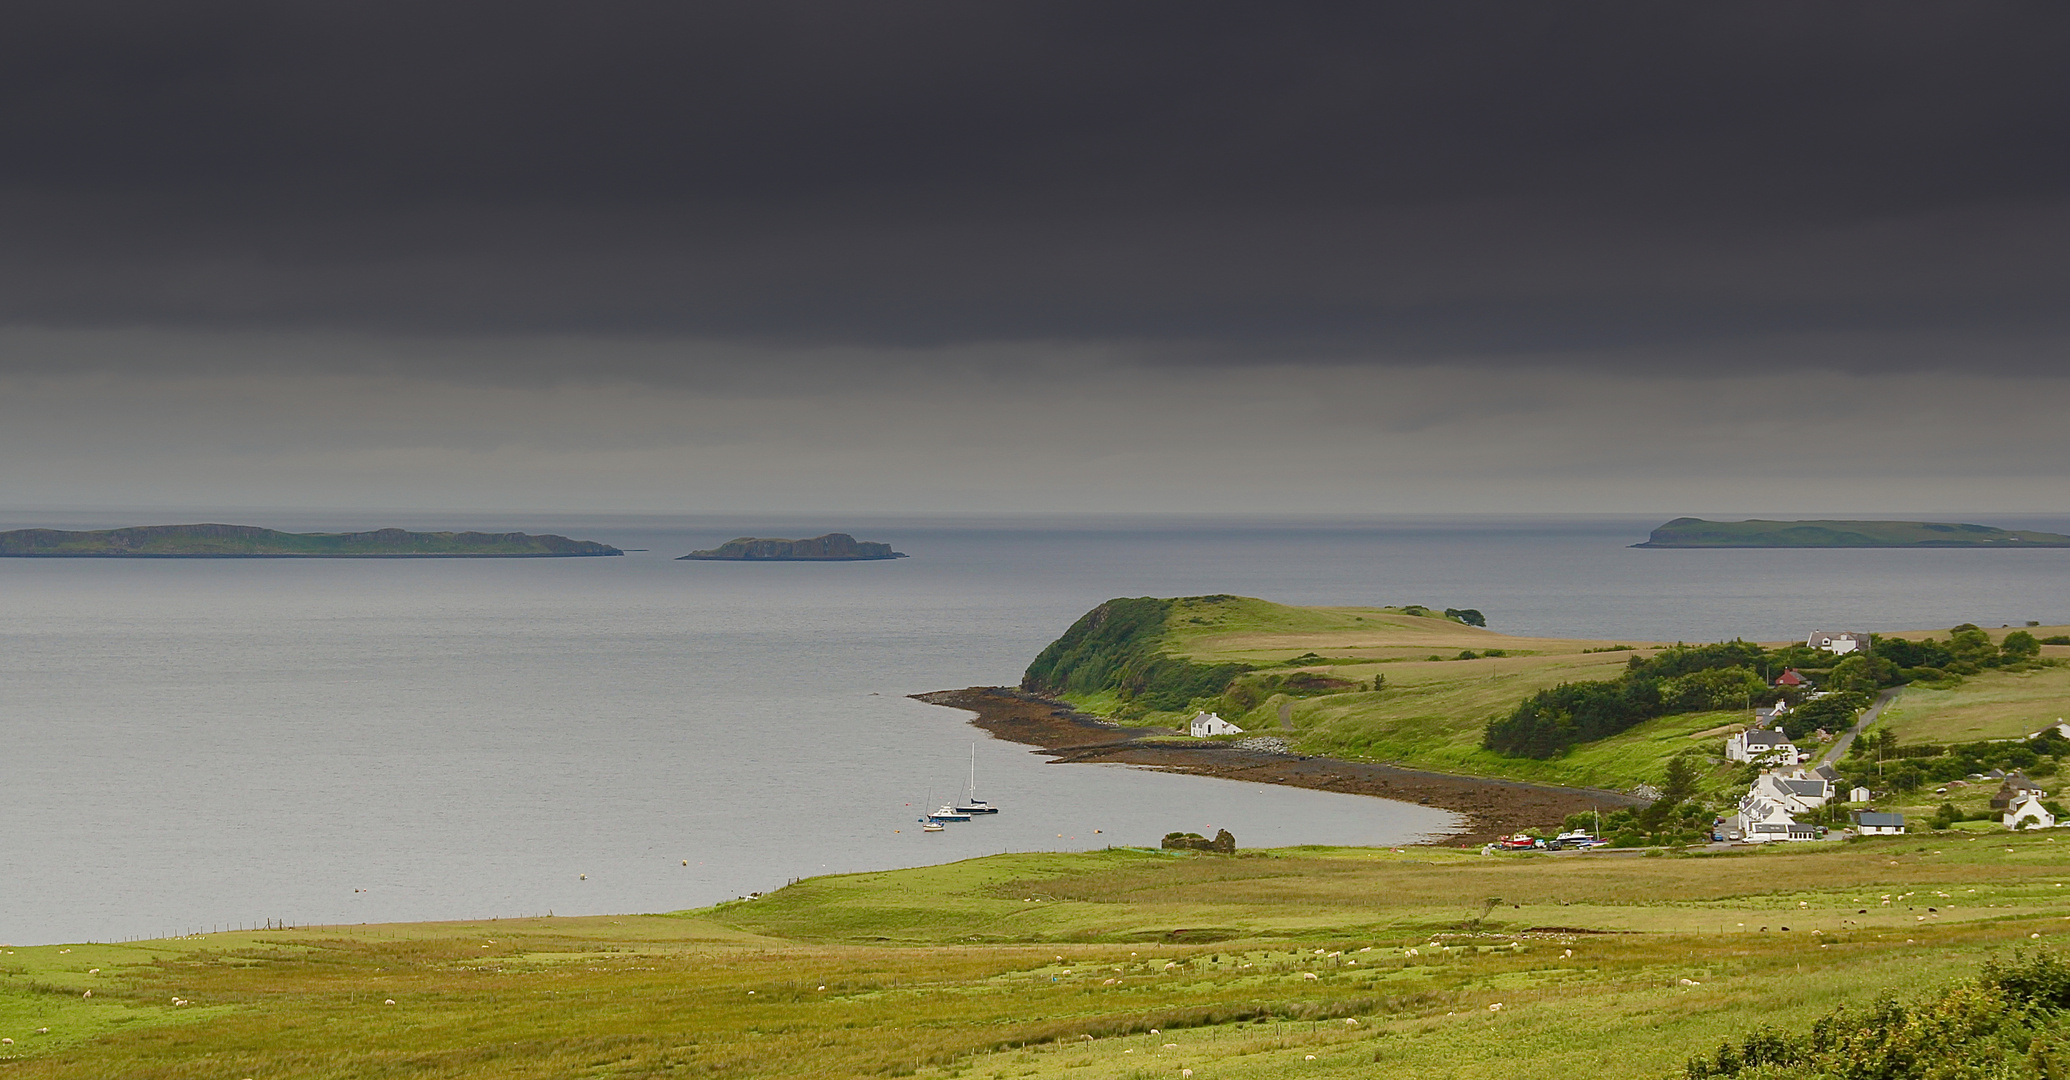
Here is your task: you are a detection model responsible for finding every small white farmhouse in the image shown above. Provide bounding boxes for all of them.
[1806,630,1867,655]
[1726,728,1798,765]
[1851,811,1905,835]
[2004,793,2056,830]
[1189,711,1244,737]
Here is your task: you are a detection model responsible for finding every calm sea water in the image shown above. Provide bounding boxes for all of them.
[5,513,2069,945]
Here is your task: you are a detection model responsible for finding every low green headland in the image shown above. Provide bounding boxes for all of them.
[0,524,623,558]
[1020,595,2070,842]
[1634,517,2070,548]
[678,532,906,560]
[5,838,2068,1078]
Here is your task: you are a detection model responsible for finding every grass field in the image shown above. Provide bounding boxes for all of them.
[1056,599,2070,799]
[1876,659,2070,744]
[1095,596,1723,794]
[6,837,2069,1079]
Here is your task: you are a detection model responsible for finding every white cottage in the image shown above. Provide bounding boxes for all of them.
[1726,728,1799,765]
[2005,793,2056,830]
[1847,785,1873,803]
[1851,811,1905,835]
[1749,770,1832,812]
[1189,711,1244,738]
[1734,791,1819,842]
[1806,630,1867,655]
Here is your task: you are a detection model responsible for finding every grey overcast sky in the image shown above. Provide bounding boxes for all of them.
[3,2,2068,516]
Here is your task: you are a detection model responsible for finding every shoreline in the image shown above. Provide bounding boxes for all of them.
[914,687,1645,847]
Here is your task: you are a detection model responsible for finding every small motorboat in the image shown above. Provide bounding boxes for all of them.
[921,820,945,832]
[929,805,973,822]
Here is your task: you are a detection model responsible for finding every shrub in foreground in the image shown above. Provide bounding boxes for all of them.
[1680,950,2070,1079]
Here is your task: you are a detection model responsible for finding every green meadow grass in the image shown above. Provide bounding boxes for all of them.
[6,837,2069,1078]
[1877,659,2070,744]
[1064,596,1732,794]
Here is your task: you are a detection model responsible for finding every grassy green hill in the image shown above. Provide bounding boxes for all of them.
[5,838,2067,1079]
[1024,594,1740,796]
[1021,598,2068,809]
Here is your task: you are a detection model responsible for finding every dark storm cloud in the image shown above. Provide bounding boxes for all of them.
[3,2,2068,370]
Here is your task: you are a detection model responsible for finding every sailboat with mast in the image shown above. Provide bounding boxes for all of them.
[954,744,1000,815]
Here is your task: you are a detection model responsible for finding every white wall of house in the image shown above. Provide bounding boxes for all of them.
[2005,794,2056,830]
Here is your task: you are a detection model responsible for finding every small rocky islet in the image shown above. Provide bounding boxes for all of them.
[677,533,906,561]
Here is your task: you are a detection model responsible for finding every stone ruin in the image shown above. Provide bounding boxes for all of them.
[1162,829,1236,853]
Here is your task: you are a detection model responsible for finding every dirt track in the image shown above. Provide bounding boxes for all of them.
[913,687,1645,847]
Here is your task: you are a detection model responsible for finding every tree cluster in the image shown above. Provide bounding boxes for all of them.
[1841,727,2066,794]
[1486,627,2057,760]
[1483,641,1772,758]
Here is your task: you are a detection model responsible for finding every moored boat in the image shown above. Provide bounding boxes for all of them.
[953,745,1000,814]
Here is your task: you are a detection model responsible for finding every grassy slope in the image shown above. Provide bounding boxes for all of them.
[1875,639,2070,744]
[1055,600,2070,799]
[6,838,2070,1079]
[1086,595,1720,794]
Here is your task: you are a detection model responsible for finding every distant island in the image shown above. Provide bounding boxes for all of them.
[0,524,624,558]
[677,533,906,561]
[1634,517,2070,548]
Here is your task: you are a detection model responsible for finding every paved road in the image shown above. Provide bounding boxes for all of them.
[1817,686,1903,768]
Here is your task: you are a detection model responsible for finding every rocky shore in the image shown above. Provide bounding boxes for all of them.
[913,686,1644,847]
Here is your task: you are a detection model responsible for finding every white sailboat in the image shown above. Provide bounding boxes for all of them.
[954,744,1000,814]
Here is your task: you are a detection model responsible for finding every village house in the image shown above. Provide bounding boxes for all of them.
[1851,811,1905,835]
[2004,792,2056,830]
[1989,771,2046,811]
[1733,790,1819,842]
[1773,668,1809,689]
[1188,711,1244,737]
[1848,785,1873,803]
[1806,630,1867,655]
[1726,727,1799,765]
[1750,769,1833,812]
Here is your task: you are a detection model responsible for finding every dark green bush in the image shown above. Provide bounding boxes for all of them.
[1683,950,2070,1078]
